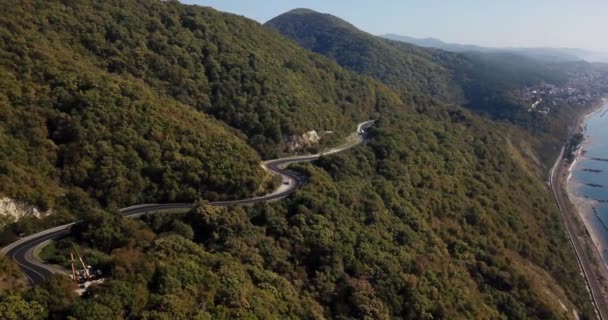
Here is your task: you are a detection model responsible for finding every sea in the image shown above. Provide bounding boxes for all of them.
[569,100,608,263]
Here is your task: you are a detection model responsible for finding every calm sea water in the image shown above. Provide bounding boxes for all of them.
[572,102,608,247]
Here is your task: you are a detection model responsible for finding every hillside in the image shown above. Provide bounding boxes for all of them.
[0,0,405,214]
[0,0,597,319]
[23,105,594,319]
[266,9,464,103]
[265,9,577,132]
[4,1,404,155]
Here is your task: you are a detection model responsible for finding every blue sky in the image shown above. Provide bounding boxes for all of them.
[181,0,608,51]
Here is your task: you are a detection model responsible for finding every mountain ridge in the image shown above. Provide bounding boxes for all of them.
[265,8,573,128]
[265,8,595,158]
[382,33,608,63]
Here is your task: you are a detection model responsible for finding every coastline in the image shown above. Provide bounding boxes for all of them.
[567,100,606,181]
[553,97,608,319]
[566,99,608,268]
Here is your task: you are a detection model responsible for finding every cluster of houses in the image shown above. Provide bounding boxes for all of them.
[521,70,608,114]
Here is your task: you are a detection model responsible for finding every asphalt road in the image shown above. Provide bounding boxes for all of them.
[550,147,608,320]
[1,120,375,286]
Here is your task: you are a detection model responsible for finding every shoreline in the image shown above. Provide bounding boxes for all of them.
[552,97,608,319]
[566,100,606,182]
[567,180,608,265]
[566,100,608,268]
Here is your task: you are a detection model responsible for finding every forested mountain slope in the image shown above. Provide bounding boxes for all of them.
[266,9,462,102]
[0,0,401,212]
[0,0,595,319]
[17,104,594,319]
[265,9,574,131]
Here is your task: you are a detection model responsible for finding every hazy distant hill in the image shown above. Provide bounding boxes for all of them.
[382,34,488,54]
[383,33,608,64]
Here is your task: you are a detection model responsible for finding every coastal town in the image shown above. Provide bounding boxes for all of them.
[522,67,608,114]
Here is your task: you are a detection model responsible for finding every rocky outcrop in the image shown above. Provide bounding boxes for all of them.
[286,130,322,151]
[0,198,50,226]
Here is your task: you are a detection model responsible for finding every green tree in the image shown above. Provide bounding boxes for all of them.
[0,295,46,320]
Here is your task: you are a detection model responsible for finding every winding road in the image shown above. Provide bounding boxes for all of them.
[1,120,375,286]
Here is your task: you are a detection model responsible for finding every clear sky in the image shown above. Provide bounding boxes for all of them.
[181,0,608,52]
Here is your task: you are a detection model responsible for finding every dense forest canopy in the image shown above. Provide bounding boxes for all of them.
[5,105,593,319]
[0,0,403,212]
[0,0,598,319]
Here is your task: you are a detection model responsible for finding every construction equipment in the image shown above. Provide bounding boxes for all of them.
[69,243,95,284]
[70,253,77,282]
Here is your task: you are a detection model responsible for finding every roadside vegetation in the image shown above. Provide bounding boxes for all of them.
[564,132,585,163]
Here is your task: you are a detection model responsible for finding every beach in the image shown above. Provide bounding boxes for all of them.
[567,100,608,267]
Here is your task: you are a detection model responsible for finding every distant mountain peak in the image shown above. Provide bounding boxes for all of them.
[286,8,319,15]
[268,8,358,31]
